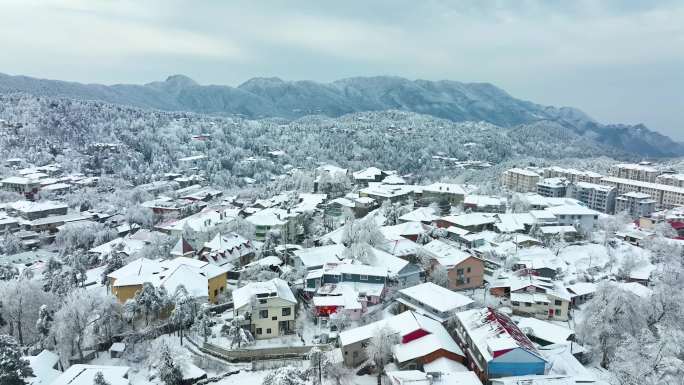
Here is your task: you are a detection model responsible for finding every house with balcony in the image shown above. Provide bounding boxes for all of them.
[232,278,297,340]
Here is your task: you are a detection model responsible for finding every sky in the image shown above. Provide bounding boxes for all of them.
[1,0,683,139]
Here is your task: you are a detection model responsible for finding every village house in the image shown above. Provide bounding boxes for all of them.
[246,207,302,242]
[0,176,41,198]
[338,310,465,369]
[489,274,571,321]
[312,284,366,321]
[399,206,439,224]
[565,282,597,306]
[395,282,474,323]
[515,317,575,347]
[358,183,415,204]
[452,307,546,381]
[232,278,297,340]
[463,195,506,213]
[544,205,599,231]
[420,239,484,290]
[418,182,466,207]
[198,232,255,267]
[352,166,387,186]
[434,213,497,233]
[51,365,130,385]
[6,200,68,220]
[304,263,389,304]
[106,257,229,304]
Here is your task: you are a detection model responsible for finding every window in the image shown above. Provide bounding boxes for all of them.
[353,351,359,358]
[220,287,225,292]
[272,316,277,320]
[260,310,268,319]
[466,277,470,284]
[267,328,272,334]
[259,299,267,304]
[556,309,562,316]
[457,268,464,275]
[554,300,562,306]
[214,289,218,297]
[282,307,291,316]
[360,275,368,281]
[525,302,532,307]
[512,301,520,306]
[256,328,262,335]
[466,267,471,273]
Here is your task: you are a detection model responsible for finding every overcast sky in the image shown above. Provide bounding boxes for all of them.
[1,0,683,139]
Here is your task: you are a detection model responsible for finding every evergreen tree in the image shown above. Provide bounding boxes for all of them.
[0,335,34,385]
[158,345,183,385]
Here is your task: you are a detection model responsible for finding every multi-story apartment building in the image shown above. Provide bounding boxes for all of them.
[615,192,657,218]
[656,173,684,188]
[501,168,541,192]
[601,176,684,209]
[536,177,569,197]
[610,163,660,183]
[566,182,616,213]
[232,278,297,340]
[543,166,603,184]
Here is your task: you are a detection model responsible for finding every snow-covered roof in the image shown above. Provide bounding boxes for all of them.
[616,282,653,298]
[399,282,473,313]
[464,195,505,207]
[515,317,574,345]
[422,182,466,195]
[246,207,290,226]
[505,168,540,177]
[160,264,209,298]
[399,207,439,223]
[381,221,430,240]
[565,282,597,297]
[8,200,68,213]
[393,316,464,363]
[539,226,577,235]
[339,310,443,347]
[52,365,130,385]
[619,191,654,200]
[382,174,406,185]
[295,193,327,212]
[26,350,61,385]
[421,239,474,268]
[292,244,346,269]
[490,375,577,385]
[312,285,362,310]
[545,205,600,217]
[455,307,543,364]
[353,166,384,180]
[204,232,251,253]
[232,278,296,310]
[440,213,497,228]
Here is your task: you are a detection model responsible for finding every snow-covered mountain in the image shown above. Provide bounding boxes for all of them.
[0,73,681,157]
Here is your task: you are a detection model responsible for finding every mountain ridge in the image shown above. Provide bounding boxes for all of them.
[0,72,681,157]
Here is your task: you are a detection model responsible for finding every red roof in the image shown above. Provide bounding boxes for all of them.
[669,221,684,230]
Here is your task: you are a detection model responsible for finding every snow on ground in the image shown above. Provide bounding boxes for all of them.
[212,370,272,385]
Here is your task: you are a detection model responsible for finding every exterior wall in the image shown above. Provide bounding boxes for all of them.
[236,297,296,340]
[601,177,684,209]
[207,274,228,304]
[342,340,366,366]
[112,283,143,303]
[502,170,540,193]
[448,257,484,290]
[488,360,545,378]
[510,295,569,321]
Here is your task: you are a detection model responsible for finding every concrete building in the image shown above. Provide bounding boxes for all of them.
[600,176,684,209]
[615,192,657,218]
[542,166,603,184]
[566,182,616,213]
[610,163,660,183]
[232,278,296,340]
[501,168,541,193]
[536,178,569,198]
[0,176,41,198]
[656,173,684,188]
[544,205,600,231]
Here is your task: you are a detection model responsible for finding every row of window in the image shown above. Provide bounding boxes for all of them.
[259,307,292,319]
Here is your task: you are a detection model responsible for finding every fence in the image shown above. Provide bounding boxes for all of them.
[187,333,331,363]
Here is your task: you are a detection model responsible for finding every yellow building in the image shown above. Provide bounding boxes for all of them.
[232,278,297,340]
[107,257,228,304]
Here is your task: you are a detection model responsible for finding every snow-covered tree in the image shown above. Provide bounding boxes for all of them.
[53,289,105,361]
[93,371,110,385]
[35,304,55,349]
[101,253,125,285]
[0,334,34,385]
[0,278,56,346]
[158,343,183,385]
[576,283,648,368]
[1,232,21,255]
[170,285,194,346]
[134,283,169,325]
[262,366,308,385]
[0,263,19,280]
[365,325,400,385]
[430,264,449,288]
[221,316,254,349]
